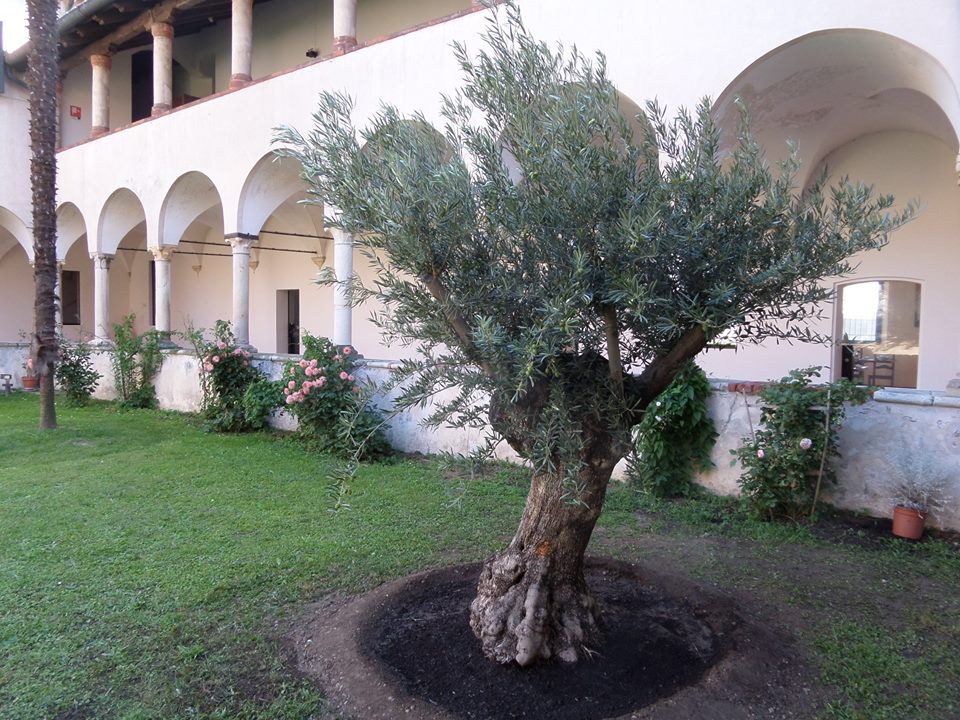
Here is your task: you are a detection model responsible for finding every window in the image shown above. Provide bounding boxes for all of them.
[839,280,920,388]
[61,270,80,325]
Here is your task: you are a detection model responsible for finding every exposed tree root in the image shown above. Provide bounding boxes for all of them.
[470,549,601,666]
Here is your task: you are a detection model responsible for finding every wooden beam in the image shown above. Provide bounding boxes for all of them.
[60,0,208,71]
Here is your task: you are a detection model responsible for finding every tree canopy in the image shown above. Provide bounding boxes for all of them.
[275,3,912,666]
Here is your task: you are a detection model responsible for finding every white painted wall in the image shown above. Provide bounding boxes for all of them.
[698,131,960,389]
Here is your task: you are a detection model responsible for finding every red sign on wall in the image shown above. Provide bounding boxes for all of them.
[69,105,81,119]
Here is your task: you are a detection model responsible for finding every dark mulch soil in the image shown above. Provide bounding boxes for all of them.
[293,558,816,720]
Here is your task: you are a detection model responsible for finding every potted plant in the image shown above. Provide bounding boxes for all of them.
[888,444,950,540]
[21,357,38,390]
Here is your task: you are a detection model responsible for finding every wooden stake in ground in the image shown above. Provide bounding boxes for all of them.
[27,0,60,429]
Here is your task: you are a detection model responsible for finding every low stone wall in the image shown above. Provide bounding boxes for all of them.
[0,342,30,387]
[698,384,960,531]
[3,345,958,531]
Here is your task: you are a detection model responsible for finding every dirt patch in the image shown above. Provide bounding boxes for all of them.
[292,558,817,720]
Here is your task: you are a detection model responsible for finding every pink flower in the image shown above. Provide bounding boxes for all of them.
[299,359,308,368]
[302,385,311,395]
[799,438,813,451]
[352,386,361,394]
[283,387,290,395]
[212,355,220,363]
[203,363,213,372]
[309,359,318,367]
[757,448,765,459]
[217,341,227,349]
[318,376,327,385]
[289,367,296,376]
[243,350,251,358]
[343,346,352,355]
[291,392,303,403]
[347,374,354,382]
[285,394,295,405]
[288,381,296,390]
[334,355,342,362]
[233,348,242,355]
[340,371,348,380]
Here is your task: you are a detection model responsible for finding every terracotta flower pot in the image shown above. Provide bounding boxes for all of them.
[892,505,926,540]
[21,375,39,391]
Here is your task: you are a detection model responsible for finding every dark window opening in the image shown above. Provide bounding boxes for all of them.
[62,270,80,325]
[277,290,300,354]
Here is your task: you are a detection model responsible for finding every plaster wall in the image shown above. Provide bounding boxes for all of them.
[697,131,960,390]
[61,238,95,342]
[0,84,32,231]
[0,244,34,339]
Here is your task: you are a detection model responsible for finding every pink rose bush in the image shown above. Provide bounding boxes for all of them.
[195,320,270,432]
[281,333,390,460]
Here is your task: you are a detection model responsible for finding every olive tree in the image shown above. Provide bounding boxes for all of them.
[276,6,910,667]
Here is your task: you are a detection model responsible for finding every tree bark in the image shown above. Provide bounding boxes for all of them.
[28,0,60,430]
[470,432,620,666]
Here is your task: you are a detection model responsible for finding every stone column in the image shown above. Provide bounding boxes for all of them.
[333,0,357,54]
[91,253,113,344]
[90,54,111,138]
[151,246,175,343]
[151,22,174,116]
[54,262,64,334]
[227,235,257,348]
[230,0,254,90]
[332,228,353,347]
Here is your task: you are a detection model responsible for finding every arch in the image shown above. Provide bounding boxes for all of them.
[0,206,32,260]
[56,201,88,260]
[713,29,960,182]
[236,153,311,236]
[98,189,147,256]
[159,171,224,247]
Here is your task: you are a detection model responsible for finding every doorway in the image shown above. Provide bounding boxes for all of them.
[277,289,300,354]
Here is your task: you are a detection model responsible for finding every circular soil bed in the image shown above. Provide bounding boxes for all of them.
[292,558,814,720]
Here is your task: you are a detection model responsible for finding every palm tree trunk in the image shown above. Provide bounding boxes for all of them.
[27,0,60,429]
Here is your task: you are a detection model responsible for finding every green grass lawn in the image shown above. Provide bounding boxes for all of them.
[1,393,958,719]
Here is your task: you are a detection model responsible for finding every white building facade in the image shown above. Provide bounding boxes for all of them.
[2,0,960,525]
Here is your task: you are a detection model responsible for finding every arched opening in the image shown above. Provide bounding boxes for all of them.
[99,189,149,335]
[57,202,93,341]
[0,207,33,341]
[838,279,921,388]
[698,30,960,389]
[238,153,326,353]
[160,171,229,338]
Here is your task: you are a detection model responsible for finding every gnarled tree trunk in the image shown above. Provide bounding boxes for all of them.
[470,431,621,666]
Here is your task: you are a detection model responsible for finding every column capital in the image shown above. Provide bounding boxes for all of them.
[90,53,112,69]
[151,21,174,39]
[226,233,258,252]
[89,252,114,268]
[150,246,175,262]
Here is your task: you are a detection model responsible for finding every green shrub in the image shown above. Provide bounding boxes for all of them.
[55,338,101,406]
[111,315,163,409]
[626,361,717,497]
[242,377,283,431]
[194,321,272,432]
[735,366,870,521]
[282,334,391,460]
